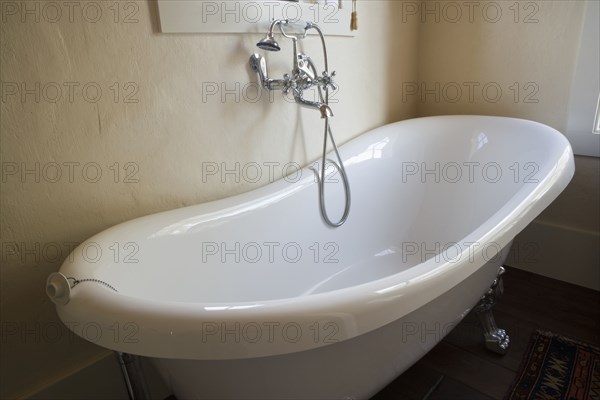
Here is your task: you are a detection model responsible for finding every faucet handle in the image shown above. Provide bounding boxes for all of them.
[320,71,338,91]
[297,53,317,81]
[282,73,298,95]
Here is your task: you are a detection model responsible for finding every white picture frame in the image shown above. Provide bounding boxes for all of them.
[157,0,357,36]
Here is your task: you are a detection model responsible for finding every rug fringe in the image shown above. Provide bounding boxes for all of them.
[534,329,600,351]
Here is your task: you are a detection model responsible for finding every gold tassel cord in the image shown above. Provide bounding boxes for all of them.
[351,0,358,31]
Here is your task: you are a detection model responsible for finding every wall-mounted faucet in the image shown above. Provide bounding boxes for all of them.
[249,20,351,228]
[249,19,336,119]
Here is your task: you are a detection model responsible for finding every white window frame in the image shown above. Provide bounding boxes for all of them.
[566,1,600,156]
[594,95,600,134]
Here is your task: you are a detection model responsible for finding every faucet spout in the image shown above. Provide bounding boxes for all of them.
[319,104,334,119]
[293,95,333,119]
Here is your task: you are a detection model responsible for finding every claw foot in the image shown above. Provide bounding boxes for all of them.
[484,328,510,355]
[475,267,510,355]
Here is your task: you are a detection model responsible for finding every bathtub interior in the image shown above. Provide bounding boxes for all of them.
[62,117,568,304]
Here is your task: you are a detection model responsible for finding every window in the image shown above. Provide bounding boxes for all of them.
[565,1,600,155]
[594,95,600,134]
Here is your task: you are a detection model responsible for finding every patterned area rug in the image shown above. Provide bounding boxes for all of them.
[505,330,600,399]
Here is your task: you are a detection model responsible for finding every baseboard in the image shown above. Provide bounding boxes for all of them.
[506,220,600,291]
[27,353,171,400]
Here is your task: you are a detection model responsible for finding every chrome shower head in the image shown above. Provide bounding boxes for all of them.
[256,19,289,52]
[256,33,281,52]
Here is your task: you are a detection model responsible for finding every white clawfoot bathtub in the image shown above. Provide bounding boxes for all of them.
[48,116,574,399]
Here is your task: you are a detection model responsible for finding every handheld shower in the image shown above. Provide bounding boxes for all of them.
[250,20,351,227]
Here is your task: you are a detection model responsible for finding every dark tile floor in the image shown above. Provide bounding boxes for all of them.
[372,266,600,400]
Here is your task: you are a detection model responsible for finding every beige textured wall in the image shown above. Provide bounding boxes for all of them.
[0,1,418,397]
[415,0,584,132]
[413,0,598,288]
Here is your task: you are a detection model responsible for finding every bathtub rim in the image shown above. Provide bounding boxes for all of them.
[53,115,575,360]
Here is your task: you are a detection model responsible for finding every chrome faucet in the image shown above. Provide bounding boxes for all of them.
[249,19,337,119]
[250,20,351,228]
